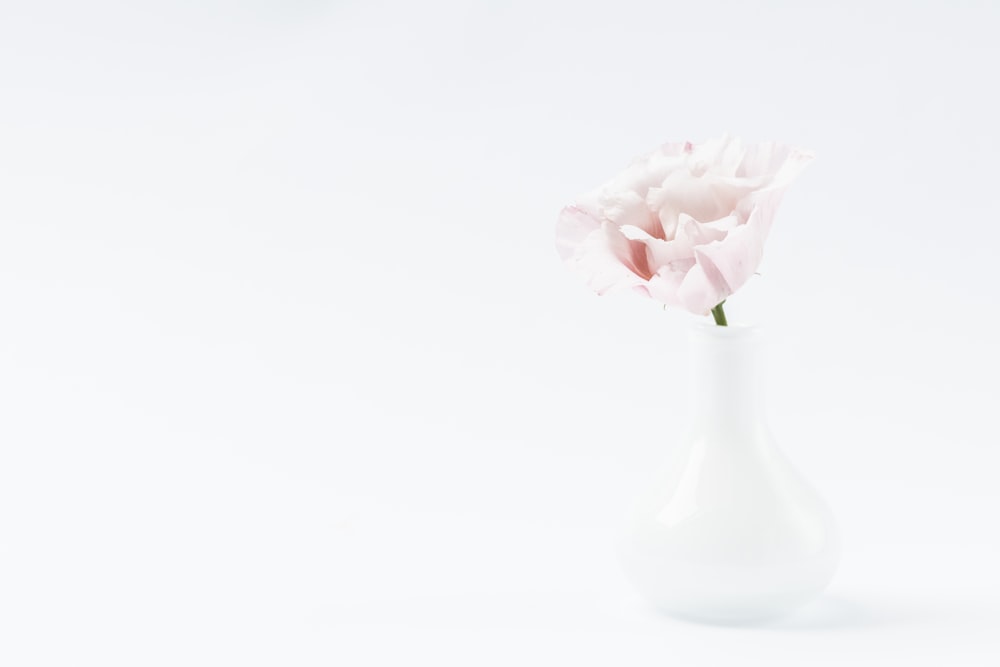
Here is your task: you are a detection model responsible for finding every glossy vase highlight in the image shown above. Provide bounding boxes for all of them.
[619,324,839,623]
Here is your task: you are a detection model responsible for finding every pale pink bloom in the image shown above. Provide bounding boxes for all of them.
[556,135,812,315]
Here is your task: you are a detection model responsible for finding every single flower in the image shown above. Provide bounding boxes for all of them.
[556,135,812,316]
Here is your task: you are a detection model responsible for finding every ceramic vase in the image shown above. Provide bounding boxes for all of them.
[619,324,840,623]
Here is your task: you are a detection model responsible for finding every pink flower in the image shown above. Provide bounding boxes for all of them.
[556,135,813,315]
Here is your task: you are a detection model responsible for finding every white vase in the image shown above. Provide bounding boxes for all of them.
[619,323,840,624]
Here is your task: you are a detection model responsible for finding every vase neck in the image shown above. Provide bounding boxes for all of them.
[688,324,765,432]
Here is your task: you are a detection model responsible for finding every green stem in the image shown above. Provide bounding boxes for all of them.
[710,301,728,326]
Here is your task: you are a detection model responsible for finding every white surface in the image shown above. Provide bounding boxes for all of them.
[1,1,998,665]
[620,325,840,622]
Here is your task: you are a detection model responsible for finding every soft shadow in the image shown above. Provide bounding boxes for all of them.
[766,595,880,632]
[644,595,913,631]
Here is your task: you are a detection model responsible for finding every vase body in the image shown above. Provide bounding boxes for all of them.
[619,324,839,623]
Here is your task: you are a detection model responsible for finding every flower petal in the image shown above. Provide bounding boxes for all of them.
[644,264,693,308]
[600,189,664,240]
[693,190,783,297]
[560,220,653,296]
[737,142,814,183]
[600,221,653,281]
[677,260,729,315]
[555,135,813,315]
[555,204,601,262]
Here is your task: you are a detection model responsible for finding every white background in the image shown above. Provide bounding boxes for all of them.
[2,1,999,664]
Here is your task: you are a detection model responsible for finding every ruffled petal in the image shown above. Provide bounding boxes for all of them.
[607,149,687,198]
[677,260,729,315]
[676,214,730,246]
[555,136,812,315]
[736,141,814,183]
[644,264,693,308]
[560,219,653,296]
[555,204,602,262]
[688,133,744,177]
[692,188,789,297]
[600,189,664,240]
[647,171,761,229]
